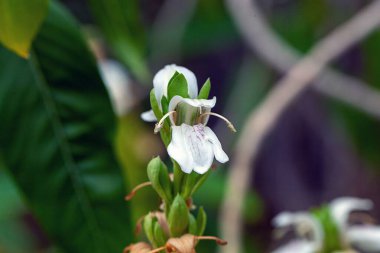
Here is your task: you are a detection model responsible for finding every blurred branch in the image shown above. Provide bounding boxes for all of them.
[220,1,380,252]
[150,0,198,67]
[225,0,380,119]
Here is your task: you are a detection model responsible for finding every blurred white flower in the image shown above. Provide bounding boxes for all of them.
[272,212,323,253]
[329,197,380,253]
[141,64,198,122]
[99,60,133,116]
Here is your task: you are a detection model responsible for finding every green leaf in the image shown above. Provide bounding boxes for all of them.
[196,207,207,236]
[198,78,211,99]
[87,0,150,83]
[147,157,173,204]
[0,2,131,253]
[167,73,189,101]
[168,195,189,237]
[0,0,49,58]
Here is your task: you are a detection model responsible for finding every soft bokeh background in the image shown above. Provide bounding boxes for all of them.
[1,0,380,252]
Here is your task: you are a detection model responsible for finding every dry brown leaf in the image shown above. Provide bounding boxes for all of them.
[124,242,153,253]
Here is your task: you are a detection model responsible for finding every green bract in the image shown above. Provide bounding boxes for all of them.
[169,195,189,237]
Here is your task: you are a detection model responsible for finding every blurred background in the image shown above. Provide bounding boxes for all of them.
[1,0,380,252]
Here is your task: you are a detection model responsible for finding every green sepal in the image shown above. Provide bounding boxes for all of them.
[147,157,173,204]
[167,72,189,101]
[168,194,189,237]
[153,222,167,247]
[198,78,211,99]
[161,95,169,115]
[150,89,163,119]
[188,213,198,235]
[143,214,156,246]
[196,207,207,236]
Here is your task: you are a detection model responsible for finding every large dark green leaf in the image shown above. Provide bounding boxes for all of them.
[0,2,132,253]
[87,0,150,84]
[0,0,49,58]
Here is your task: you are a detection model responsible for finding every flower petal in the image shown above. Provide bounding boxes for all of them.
[329,197,373,231]
[346,225,380,252]
[153,64,198,104]
[168,124,214,174]
[272,240,317,253]
[204,126,228,163]
[168,125,193,173]
[140,110,157,122]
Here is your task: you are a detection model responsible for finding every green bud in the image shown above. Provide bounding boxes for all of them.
[198,78,211,99]
[167,72,189,101]
[196,207,207,236]
[169,194,189,237]
[143,214,156,246]
[154,222,167,247]
[147,157,173,204]
[188,213,198,235]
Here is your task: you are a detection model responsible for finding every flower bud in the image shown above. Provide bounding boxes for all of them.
[147,157,173,204]
[169,195,189,237]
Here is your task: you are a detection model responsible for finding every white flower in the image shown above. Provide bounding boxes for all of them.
[329,197,380,252]
[167,123,228,174]
[163,96,229,174]
[141,64,198,122]
[272,212,323,253]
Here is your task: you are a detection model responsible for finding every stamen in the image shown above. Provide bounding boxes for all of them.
[196,236,228,245]
[200,112,237,132]
[154,111,176,133]
[149,246,166,253]
[125,181,152,201]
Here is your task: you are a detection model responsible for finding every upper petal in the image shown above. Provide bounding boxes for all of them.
[346,225,380,252]
[141,110,157,122]
[329,197,373,231]
[153,64,198,104]
[204,126,228,163]
[168,96,217,125]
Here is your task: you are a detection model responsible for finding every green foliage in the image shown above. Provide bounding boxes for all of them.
[167,73,190,101]
[0,2,131,253]
[188,214,198,235]
[181,171,211,199]
[147,157,173,204]
[168,195,189,237]
[198,78,211,99]
[86,0,149,83]
[0,0,49,58]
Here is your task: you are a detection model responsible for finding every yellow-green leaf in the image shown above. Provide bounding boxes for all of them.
[0,0,49,58]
